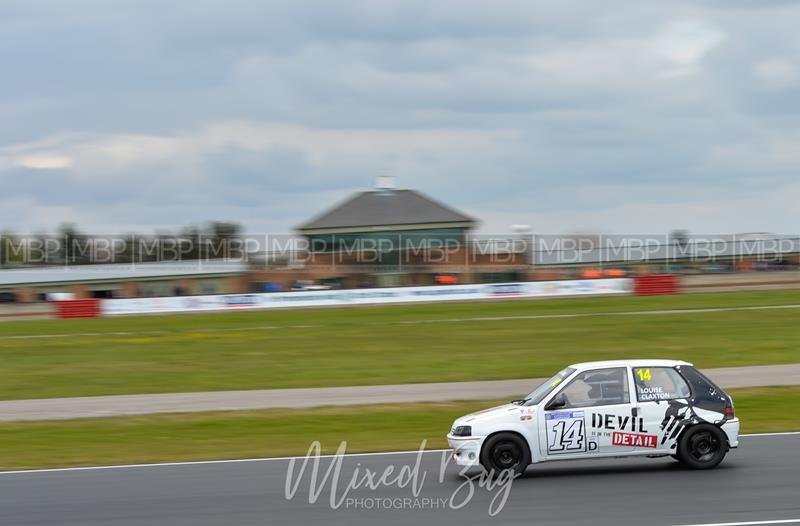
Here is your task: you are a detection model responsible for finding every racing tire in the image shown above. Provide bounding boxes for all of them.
[480,432,531,477]
[676,424,727,470]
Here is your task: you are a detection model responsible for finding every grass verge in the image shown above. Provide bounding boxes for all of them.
[0,386,797,471]
[1,290,800,400]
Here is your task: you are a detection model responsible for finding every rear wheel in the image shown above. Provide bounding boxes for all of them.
[480,433,530,476]
[677,424,727,470]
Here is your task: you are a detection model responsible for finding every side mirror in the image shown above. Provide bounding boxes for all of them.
[546,393,566,410]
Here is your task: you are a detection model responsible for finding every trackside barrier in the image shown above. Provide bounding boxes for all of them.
[102,278,634,316]
[633,274,679,295]
[55,299,102,319]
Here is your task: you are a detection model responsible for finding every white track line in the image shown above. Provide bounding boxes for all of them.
[396,303,800,325]
[3,303,800,340]
[741,431,800,437]
[0,432,796,476]
[1,324,320,341]
[674,519,800,526]
[3,330,168,340]
[0,449,452,475]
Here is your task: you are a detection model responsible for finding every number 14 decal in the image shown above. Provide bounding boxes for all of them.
[548,419,585,452]
[637,368,652,381]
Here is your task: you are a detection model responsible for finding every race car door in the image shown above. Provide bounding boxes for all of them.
[630,366,693,452]
[539,366,639,458]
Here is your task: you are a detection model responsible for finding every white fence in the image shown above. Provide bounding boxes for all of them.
[102,278,632,316]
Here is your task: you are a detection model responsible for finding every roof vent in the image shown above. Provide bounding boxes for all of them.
[375,176,396,192]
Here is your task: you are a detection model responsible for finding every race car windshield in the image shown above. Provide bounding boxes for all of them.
[520,367,576,406]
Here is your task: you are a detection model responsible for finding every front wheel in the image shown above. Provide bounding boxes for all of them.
[480,433,531,476]
[676,424,727,470]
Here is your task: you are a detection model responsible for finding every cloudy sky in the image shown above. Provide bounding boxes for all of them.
[1,0,798,235]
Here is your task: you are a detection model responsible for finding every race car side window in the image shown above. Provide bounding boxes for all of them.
[556,367,629,408]
[633,367,691,402]
[675,365,731,413]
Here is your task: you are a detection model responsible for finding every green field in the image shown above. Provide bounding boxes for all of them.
[1,290,800,400]
[0,386,796,471]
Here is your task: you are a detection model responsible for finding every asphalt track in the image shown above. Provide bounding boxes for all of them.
[2,363,799,422]
[0,434,798,526]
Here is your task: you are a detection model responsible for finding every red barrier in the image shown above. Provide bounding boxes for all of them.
[55,299,101,319]
[633,274,680,295]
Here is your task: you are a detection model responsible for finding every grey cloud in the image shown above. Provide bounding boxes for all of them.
[2,0,800,234]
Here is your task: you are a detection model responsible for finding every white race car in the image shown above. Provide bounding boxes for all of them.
[447,360,739,474]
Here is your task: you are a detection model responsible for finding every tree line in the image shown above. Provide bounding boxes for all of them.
[0,222,243,266]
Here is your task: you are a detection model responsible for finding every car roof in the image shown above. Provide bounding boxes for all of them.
[568,359,692,370]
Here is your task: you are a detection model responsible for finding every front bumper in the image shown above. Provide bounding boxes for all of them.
[447,434,484,466]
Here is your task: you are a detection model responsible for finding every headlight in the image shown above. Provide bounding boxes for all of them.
[451,425,472,437]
